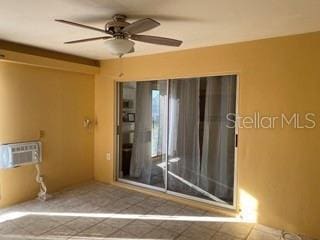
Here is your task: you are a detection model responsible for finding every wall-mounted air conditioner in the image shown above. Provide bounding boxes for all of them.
[0,141,42,169]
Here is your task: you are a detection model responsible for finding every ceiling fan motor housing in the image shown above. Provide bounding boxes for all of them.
[105,14,130,34]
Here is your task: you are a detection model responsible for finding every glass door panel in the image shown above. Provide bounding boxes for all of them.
[118,80,167,189]
[167,76,237,205]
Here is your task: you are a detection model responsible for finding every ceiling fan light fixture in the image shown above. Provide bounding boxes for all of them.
[105,38,135,56]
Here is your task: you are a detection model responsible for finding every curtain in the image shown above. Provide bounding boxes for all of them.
[168,78,201,192]
[200,76,236,201]
[129,82,153,184]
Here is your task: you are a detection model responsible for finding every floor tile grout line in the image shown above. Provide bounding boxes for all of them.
[115,219,156,238]
[244,224,255,240]
[36,216,83,238]
[210,221,225,239]
[175,220,222,240]
[62,214,112,239]
[111,228,137,238]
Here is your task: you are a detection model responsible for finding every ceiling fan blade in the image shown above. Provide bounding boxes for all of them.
[55,19,107,34]
[64,36,112,44]
[131,35,182,47]
[122,18,160,34]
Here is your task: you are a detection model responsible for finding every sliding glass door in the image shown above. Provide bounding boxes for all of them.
[167,76,237,206]
[118,80,167,189]
[117,75,237,207]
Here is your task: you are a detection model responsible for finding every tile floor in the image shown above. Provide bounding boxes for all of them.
[0,182,314,240]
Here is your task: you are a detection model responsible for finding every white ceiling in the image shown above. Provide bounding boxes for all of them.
[1,0,320,60]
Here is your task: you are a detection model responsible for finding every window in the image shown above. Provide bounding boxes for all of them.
[152,90,160,157]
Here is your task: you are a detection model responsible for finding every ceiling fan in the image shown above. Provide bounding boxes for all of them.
[55,14,183,57]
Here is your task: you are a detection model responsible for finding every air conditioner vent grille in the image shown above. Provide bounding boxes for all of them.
[12,151,33,165]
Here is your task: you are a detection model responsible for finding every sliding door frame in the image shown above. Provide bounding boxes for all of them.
[115,74,239,210]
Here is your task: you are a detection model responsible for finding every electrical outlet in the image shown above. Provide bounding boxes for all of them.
[105,153,111,161]
[39,130,45,138]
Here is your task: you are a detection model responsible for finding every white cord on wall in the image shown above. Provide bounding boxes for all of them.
[35,163,51,201]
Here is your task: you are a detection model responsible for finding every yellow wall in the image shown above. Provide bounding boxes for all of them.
[0,60,95,207]
[94,31,320,238]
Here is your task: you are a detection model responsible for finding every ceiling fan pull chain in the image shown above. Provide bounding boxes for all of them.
[118,55,124,78]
